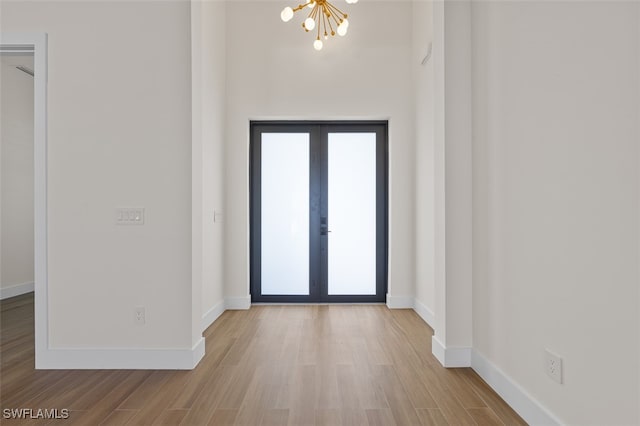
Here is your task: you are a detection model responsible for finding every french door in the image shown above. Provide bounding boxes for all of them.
[250,121,388,303]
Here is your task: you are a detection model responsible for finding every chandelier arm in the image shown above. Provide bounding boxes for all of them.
[321,6,329,37]
[328,11,342,28]
[325,1,347,20]
[326,13,335,35]
[312,4,322,23]
[293,3,307,13]
[323,3,344,27]
[320,4,327,33]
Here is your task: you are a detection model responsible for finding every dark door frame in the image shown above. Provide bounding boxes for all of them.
[249,121,388,303]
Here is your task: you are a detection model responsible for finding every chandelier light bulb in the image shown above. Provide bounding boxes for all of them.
[314,39,323,50]
[304,17,316,30]
[307,1,315,8]
[281,6,294,22]
[342,18,349,28]
[337,22,348,36]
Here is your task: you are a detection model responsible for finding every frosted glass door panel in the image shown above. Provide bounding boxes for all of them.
[261,133,309,295]
[328,133,376,295]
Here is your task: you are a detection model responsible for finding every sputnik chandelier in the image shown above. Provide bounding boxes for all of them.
[280,0,358,51]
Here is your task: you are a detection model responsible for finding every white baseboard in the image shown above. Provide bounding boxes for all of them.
[225,296,251,310]
[413,298,435,329]
[471,350,562,426]
[431,335,471,367]
[36,337,205,370]
[1,281,34,300]
[386,294,414,309]
[202,300,225,332]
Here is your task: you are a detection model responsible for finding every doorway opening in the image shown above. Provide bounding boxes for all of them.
[0,33,48,368]
[250,121,388,303]
[1,52,34,301]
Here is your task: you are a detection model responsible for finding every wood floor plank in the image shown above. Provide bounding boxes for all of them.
[99,409,139,426]
[150,408,189,425]
[315,364,341,409]
[315,408,342,426]
[2,298,524,426]
[259,409,289,426]
[365,408,398,426]
[393,361,439,409]
[377,365,423,425]
[69,370,133,410]
[416,408,450,426]
[217,364,257,409]
[232,366,283,425]
[25,370,112,409]
[117,371,174,410]
[438,368,487,408]
[338,408,369,426]
[204,409,239,426]
[125,371,193,425]
[414,365,478,426]
[457,370,527,426]
[467,407,506,426]
[336,364,362,410]
[205,409,238,426]
[66,370,153,426]
[179,365,237,425]
[170,335,235,409]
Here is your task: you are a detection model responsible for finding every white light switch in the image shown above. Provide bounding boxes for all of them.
[116,208,145,225]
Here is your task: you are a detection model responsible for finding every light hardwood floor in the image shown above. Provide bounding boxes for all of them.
[1,293,526,425]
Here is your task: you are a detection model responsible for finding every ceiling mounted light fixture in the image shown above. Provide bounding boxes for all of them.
[281,0,357,51]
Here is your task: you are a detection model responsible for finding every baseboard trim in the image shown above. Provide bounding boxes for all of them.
[471,350,562,425]
[386,294,414,309]
[225,296,251,310]
[36,337,205,370]
[431,335,471,367]
[413,298,435,329]
[1,281,34,300]
[202,300,225,332]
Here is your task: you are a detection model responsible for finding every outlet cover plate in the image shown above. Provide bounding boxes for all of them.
[134,306,145,325]
[545,349,563,384]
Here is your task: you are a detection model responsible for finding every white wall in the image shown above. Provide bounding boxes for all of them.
[471,1,639,424]
[430,0,473,359]
[223,1,416,303]
[192,0,227,330]
[412,0,435,322]
[1,56,34,293]
[1,2,195,351]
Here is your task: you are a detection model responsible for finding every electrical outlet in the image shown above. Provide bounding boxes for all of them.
[545,349,563,384]
[134,306,145,325]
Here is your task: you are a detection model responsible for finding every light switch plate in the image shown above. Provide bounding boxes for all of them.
[116,208,144,225]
